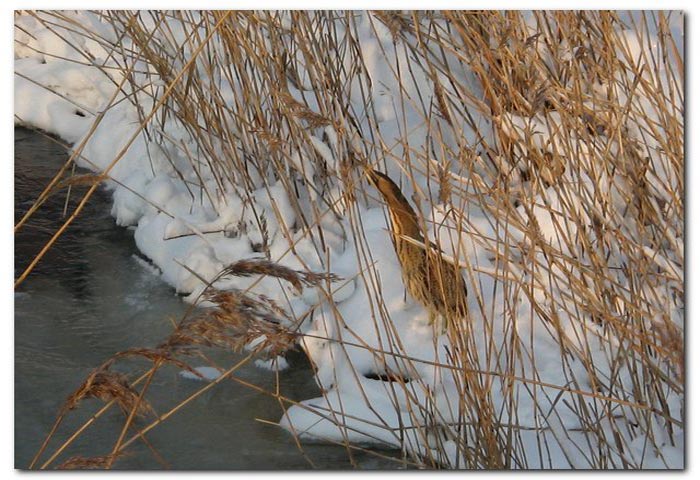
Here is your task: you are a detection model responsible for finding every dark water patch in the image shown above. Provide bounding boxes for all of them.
[14,127,403,470]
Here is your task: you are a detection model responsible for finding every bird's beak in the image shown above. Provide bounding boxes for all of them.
[364,168,377,187]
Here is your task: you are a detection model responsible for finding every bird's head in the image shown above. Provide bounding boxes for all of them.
[364,168,421,237]
[364,168,404,204]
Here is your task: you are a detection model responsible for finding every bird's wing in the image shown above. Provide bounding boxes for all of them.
[397,233,468,269]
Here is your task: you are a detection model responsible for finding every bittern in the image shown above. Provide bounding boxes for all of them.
[365,169,468,330]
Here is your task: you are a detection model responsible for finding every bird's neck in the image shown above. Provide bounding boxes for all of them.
[388,202,423,241]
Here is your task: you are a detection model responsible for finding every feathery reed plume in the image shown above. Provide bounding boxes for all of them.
[63,369,153,417]
[221,258,342,294]
[162,289,297,357]
[57,453,126,470]
[113,348,203,378]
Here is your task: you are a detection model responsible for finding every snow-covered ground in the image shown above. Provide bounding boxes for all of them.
[15,11,684,468]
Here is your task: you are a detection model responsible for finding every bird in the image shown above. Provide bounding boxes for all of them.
[364,168,468,331]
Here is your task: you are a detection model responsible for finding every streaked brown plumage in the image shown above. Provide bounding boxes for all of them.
[365,169,468,329]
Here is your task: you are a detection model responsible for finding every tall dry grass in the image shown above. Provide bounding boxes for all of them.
[16,11,683,469]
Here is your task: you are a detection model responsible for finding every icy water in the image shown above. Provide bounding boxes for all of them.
[14,127,402,470]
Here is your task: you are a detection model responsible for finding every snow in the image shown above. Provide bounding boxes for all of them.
[14,11,683,469]
[254,356,290,372]
[180,366,223,381]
